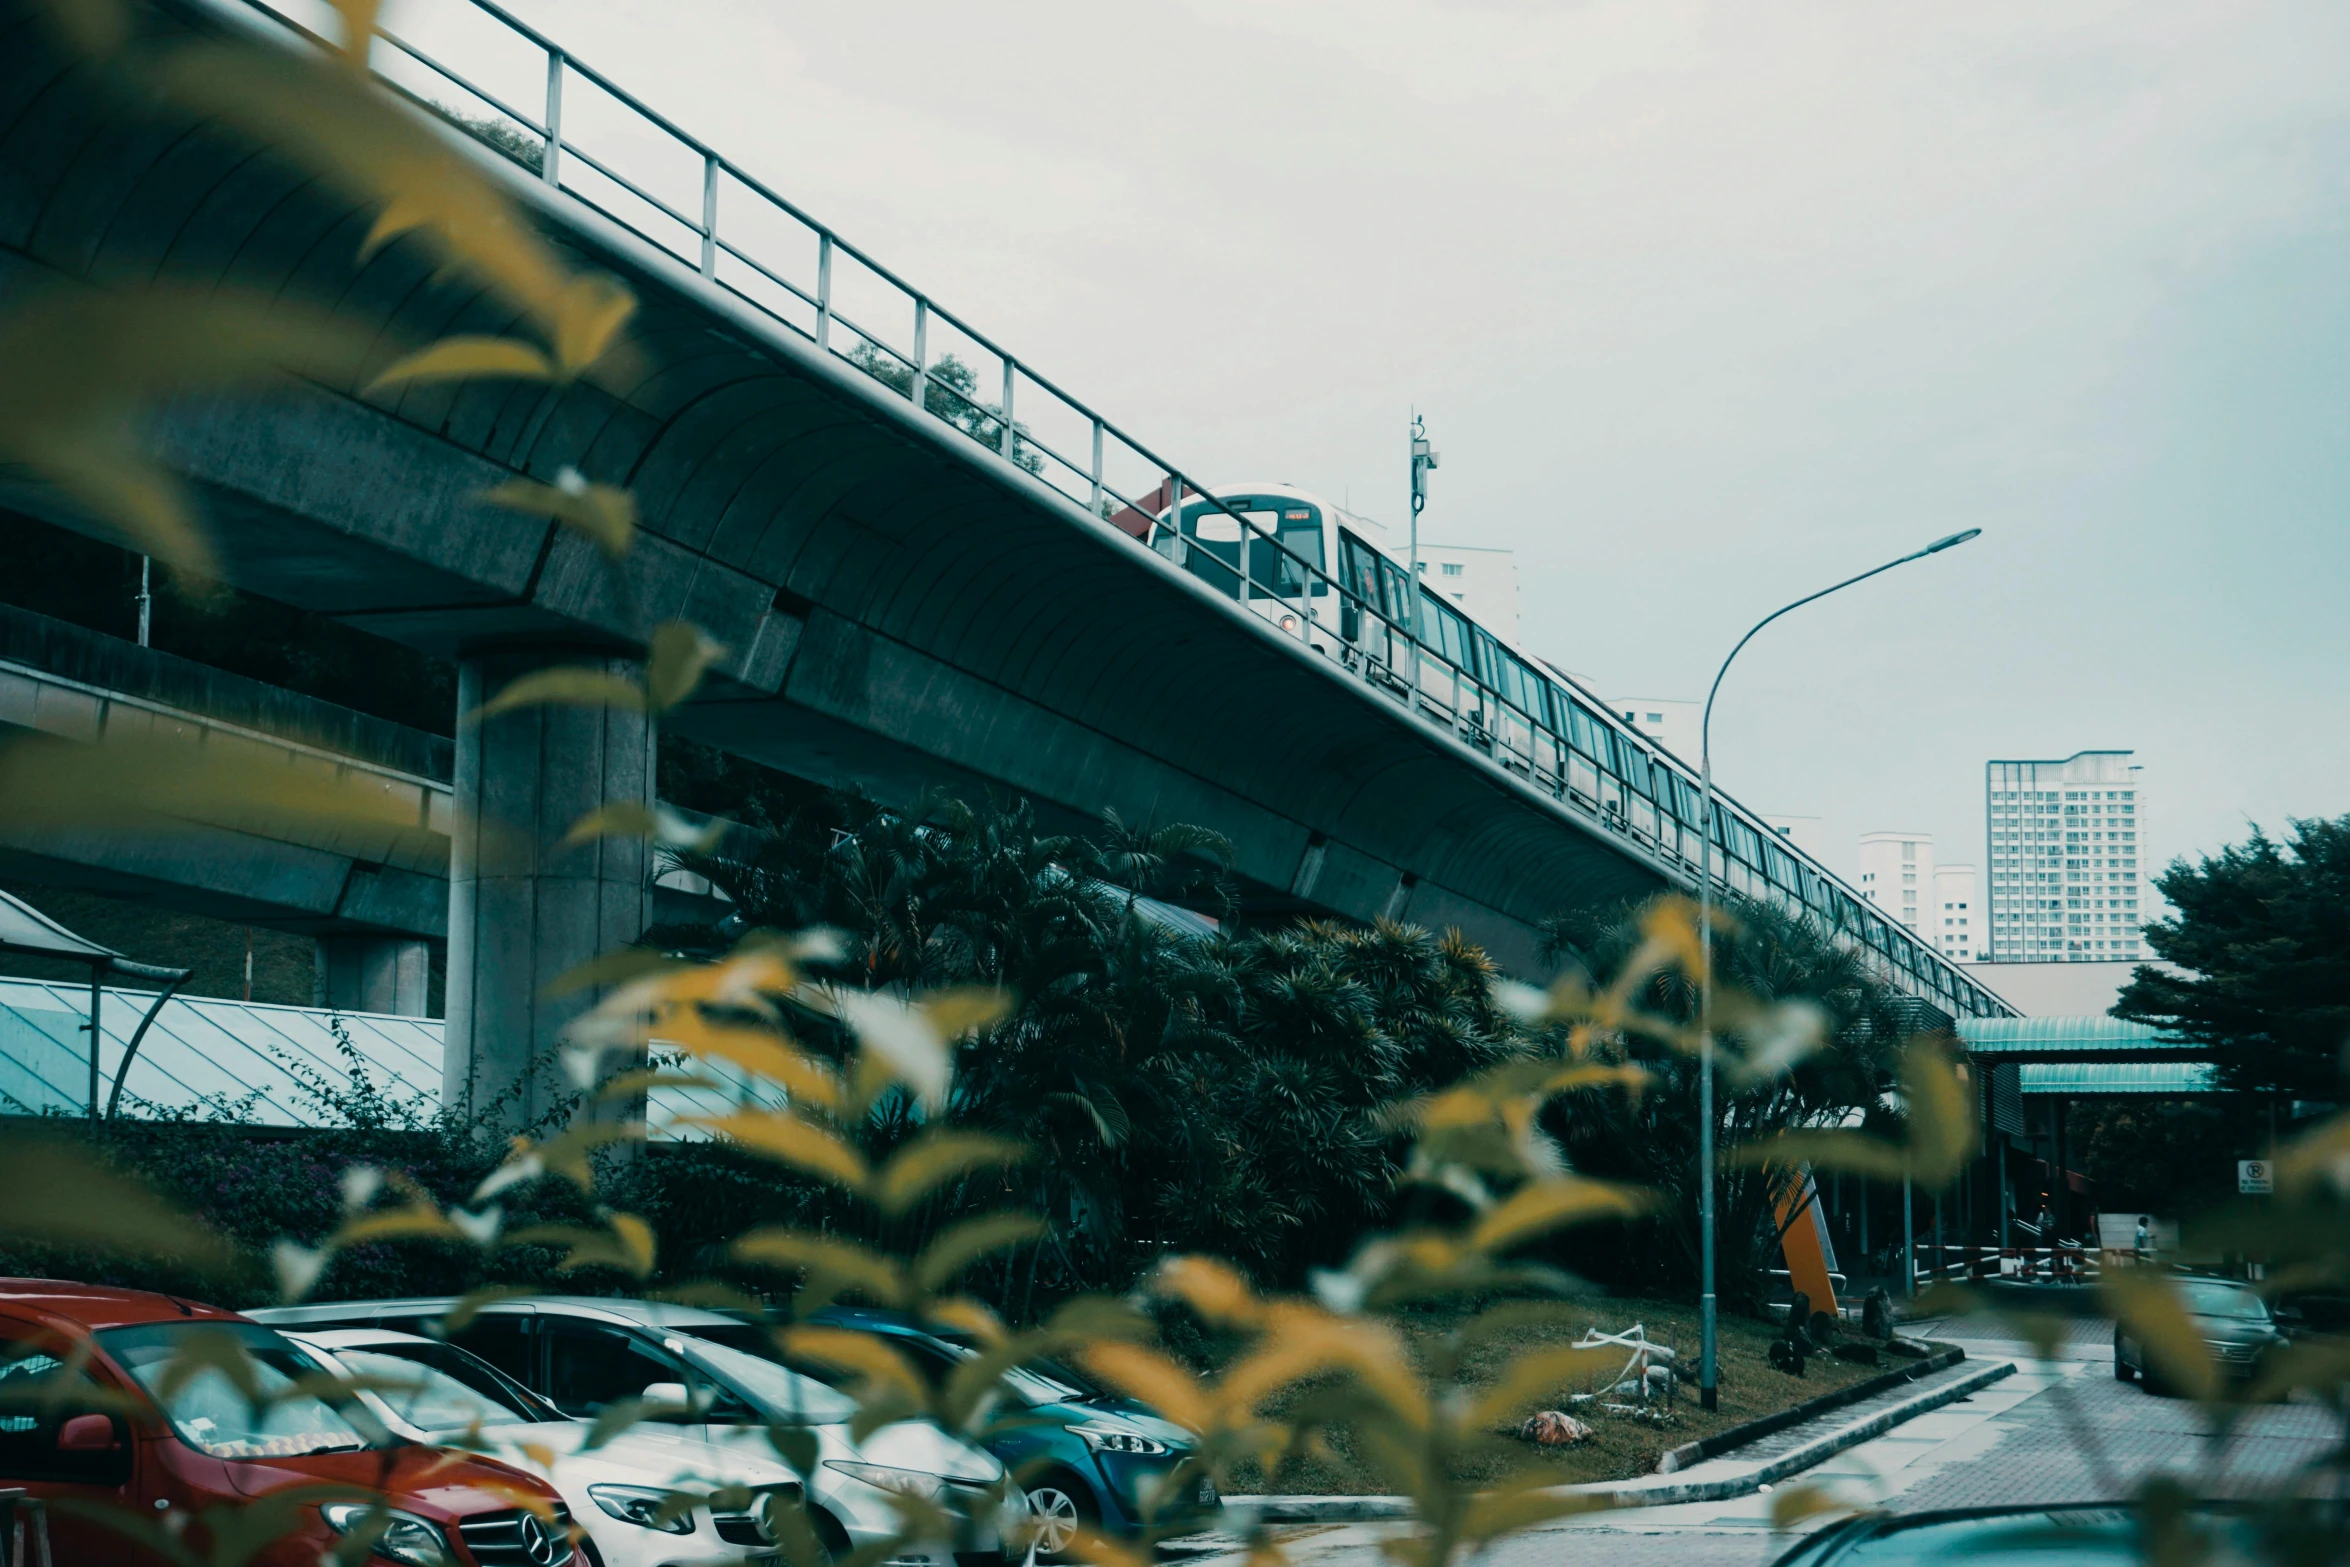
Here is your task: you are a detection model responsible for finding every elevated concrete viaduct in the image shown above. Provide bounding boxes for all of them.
[3,0,1997,1110]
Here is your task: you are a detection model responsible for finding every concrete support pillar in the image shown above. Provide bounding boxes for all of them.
[444,646,654,1128]
[317,936,433,1017]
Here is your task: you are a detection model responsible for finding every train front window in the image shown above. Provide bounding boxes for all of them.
[1253,506,1325,598]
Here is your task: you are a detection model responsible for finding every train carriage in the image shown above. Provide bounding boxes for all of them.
[1144,482,2005,1020]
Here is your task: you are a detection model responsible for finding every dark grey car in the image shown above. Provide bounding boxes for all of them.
[2114,1276,2287,1392]
[1769,1503,2250,1565]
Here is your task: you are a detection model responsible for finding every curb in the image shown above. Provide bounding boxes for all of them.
[1587,1357,2015,1507]
[1226,1354,2016,1524]
[1656,1345,1965,1472]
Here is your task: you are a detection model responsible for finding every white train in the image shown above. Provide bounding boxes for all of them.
[1148,482,2002,1020]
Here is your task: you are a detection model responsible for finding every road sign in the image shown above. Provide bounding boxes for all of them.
[2239,1159,2273,1195]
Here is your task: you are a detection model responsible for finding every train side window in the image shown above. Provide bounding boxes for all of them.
[1427,600,1475,673]
[1379,559,1414,625]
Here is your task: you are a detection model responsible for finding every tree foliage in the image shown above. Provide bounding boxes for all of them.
[2115,815,2350,1100]
[1538,896,1913,1307]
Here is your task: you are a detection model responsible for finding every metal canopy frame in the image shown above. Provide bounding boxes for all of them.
[0,891,192,1120]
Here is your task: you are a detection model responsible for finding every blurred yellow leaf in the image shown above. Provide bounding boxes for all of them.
[1462,1480,1615,1542]
[327,0,381,71]
[1462,1343,1614,1432]
[680,1110,870,1191]
[734,1228,906,1305]
[472,1120,642,1201]
[1767,1482,1858,1531]
[0,1138,239,1273]
[594,1067,720,1102]
[271,1240,328,1302]
[366,335,555,395]
[559,802,660,849]
[1077,1342,1212,1433]
[1468,1177,1649,1256]
[1153,1256,1263,1330]
[780,1326,929,1407]
[330,1200,468,1249]
[470,666,648,723]
[824,987,955,1111]
[1728,1036,1977,1189]
[2103,1271,2217,1401]
[440,1286,540,1334]
[912,1213,1046,1295]
[1223,1306,1427,1432]
[486,466,637,558]
[2276,1109,2350,1199]
[152,1327,265,1407]
[506,1214,654,1277]
[0,727,433,844]
[158,45,584,345]
[0,286,372,574]
[1898,1035,1979,1185]
[31,0,128,55]
[1060,1529,1153,1567]
[558,801,722,854]
[873,1131,1028,1217]
[645,620,728,712]
[655,1015,842,1111]
[556,275,638,375]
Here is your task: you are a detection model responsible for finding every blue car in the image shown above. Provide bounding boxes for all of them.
[807,1308,1220,1554]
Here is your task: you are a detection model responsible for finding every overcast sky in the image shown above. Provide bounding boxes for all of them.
[479,0,2350,890]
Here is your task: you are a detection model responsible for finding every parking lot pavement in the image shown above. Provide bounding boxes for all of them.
[1242,1348,2338,1567]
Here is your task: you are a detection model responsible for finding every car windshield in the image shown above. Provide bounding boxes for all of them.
[101,1321,371,1460]
[2179,1281,2271,1320]
[671,1327,858,1425]
[328,1344,546,1434]
[1835,1508,2258,1563]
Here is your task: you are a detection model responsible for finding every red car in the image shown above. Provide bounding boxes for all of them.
[0,1279,581,1566]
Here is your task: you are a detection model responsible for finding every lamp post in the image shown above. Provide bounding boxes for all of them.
[1695,526,1980,1412]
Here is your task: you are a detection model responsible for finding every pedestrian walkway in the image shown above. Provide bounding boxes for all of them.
[1904,1311,2114,1361]
[1247,1353,2339,1567]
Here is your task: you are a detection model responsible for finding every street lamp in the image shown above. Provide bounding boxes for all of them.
[1694,527,1980,1412]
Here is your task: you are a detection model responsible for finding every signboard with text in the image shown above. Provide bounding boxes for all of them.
[2239,1159,2274,1195]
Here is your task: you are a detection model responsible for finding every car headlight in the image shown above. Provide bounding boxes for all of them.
[587,1484,696,1534]
[1072,1424,1171,1456]
[319,1502,453,1567]
[823,1460,949,1499]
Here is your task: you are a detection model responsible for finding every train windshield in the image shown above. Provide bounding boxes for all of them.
[1179,498,1324,599]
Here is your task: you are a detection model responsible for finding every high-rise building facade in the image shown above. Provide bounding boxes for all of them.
[1857,832,1934,935]
[1933,863,1979,963]
[1985,750,2145,961]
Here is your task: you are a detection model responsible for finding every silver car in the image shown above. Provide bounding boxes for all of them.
[251,1296,1016,1566]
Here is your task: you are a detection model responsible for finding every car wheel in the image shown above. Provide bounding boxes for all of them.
[2114,1336,2135,1382]
[1025,1477,1098,1561]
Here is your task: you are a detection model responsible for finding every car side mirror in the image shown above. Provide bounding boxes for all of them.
[640,1381,697,1417]
[57,1413,120,1453]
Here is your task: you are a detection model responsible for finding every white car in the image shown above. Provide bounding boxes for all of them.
[284,1327,803,1567]
[253,1298,1016,1567]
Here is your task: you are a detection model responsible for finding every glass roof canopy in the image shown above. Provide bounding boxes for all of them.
[0,981,776,1133]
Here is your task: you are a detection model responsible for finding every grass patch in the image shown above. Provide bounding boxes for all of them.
[1214,1295,1887,1492]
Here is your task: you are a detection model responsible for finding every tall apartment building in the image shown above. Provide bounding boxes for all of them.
[1933,863,1979,962]
[1413,542,1522,641]
[1341,511,1523,641]
[1985,750,2146,961]
[1607,697,1702,763]
[1857,832,1934,935]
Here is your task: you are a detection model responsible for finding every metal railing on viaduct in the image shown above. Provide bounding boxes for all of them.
[0,0,2008,1113]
